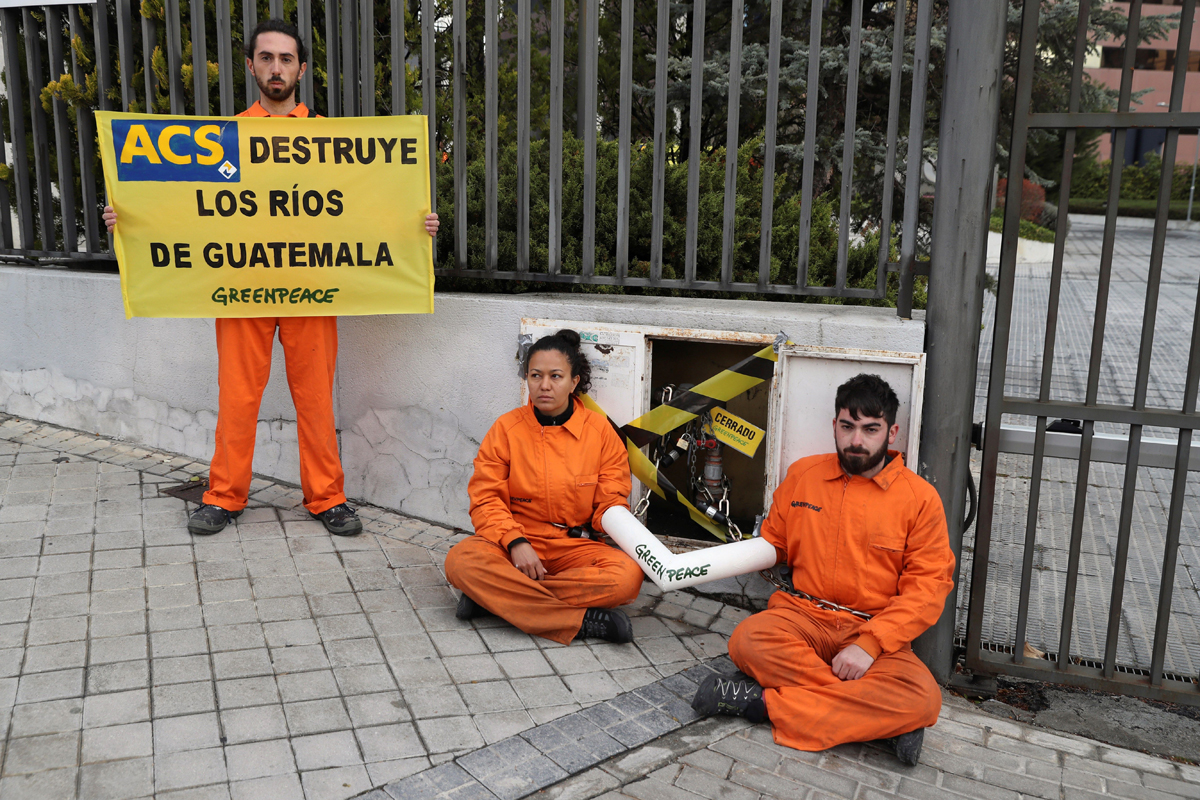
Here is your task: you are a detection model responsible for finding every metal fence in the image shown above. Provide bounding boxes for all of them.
[970,0,1200,705]
[0,0,938,310]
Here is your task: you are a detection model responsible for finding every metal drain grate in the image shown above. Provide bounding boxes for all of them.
[159,479,208,505]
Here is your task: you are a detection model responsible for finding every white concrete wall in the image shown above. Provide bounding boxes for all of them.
[1,266,926,535]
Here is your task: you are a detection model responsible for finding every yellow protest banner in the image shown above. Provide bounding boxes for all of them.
[96,112,434,319]
[709,407,765,458]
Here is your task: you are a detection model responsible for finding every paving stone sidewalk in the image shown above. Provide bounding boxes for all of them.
[3,413,1199,800]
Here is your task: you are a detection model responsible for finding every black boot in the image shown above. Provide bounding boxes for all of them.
[187,504,242,536]
[311,503,363,536]
[574,608,634,643]
[455,592,488,620]
[690,672,769,724]
[893,727,925,766]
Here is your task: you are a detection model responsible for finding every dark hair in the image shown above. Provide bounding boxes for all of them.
[523,329,592,396]
[243,18,307,66]
[835,374,899,427]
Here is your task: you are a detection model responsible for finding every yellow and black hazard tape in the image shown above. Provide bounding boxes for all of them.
[620,339,785,449]
[581,394,731,541]
[583,332,793,543]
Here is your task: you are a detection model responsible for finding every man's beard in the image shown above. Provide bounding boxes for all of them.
[257,74,296,102]
[837,441,887,476]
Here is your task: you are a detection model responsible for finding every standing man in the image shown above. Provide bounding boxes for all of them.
[104,18,439,537]
[690,374,955,765]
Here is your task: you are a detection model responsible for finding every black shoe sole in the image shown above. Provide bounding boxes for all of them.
[309,511,363,536]
[187,508,242,536]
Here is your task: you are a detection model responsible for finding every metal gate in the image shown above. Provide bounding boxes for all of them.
[968,0,1200,704]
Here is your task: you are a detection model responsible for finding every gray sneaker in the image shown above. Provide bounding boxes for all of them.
[187,504,242,536]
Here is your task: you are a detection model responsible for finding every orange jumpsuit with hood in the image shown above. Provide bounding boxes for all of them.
[201,101,347,517]
[728,451,955,751]
[444,398,645,643]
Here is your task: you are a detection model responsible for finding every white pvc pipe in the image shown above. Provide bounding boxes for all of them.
[602,506,779,591]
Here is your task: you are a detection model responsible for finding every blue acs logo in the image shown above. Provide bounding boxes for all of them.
[112,119,240,182]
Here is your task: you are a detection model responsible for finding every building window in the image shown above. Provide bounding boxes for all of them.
[1100,46,1200,71]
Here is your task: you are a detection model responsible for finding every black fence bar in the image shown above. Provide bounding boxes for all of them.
[191,0,209,114]
[516,0,530,272]
[683,0,705,287]
[359,0,373,115]
[648,0,667,284]
[24,9,54,250]
[325,0,340,116]
[755,0,782,290]
[896,0,934,317]
[115,0,132,111]
[47,7,78,252]
[873,0,904,294]
[795,0,822,289]
[547,0,563,275]
[2,9,32,250]
[718,0,743,289]
[69,6,100,253]
[299,0,314,111]
[615,0,633,281]
[92,0,113,113]
[579,0,598,279]
[389,0,402,115]
[142,14,157,110]
[217,0,234,116]
[834,0,863,291]
[452,0,466,268]
[244,0,257,107]
[164,0,184,114]
[421,0,435,262]
[484,0,497,270]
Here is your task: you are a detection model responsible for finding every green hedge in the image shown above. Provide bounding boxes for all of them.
[1071,155,1196,202]
[432,131,923,309]
[989,209,1057,242]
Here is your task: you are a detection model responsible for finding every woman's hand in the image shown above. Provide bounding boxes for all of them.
[103,206,117,233]
[510,542,546,581]
[425,213,439,237]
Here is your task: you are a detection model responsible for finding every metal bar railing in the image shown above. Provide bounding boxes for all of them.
[0,0,943,307]
[191,0,208,114]
[516,0,530,274]
[69,5,99,253]
[795,0,822,289]
[615,0,633,282]
[683,0,705,288]
[485,0,497,270]
[24,9,54,249]
[47,6,78,252]
[580,0,598,280]
[896,0,933,318]
[648,0,667,284]
[114,0,132,111]
[834,0,863,292]
[718,0,743,290]
[755,0,782,291]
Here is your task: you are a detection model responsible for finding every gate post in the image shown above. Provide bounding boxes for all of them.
[912,0,1008,683]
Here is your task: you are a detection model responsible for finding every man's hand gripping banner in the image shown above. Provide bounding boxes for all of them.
[97,112,434,319]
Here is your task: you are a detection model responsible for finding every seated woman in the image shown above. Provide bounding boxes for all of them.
[444,329,645,644]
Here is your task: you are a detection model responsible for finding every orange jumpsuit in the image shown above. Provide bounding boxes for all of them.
[728,451,955,751]
[201,102,347,516]
[443,400,645,643]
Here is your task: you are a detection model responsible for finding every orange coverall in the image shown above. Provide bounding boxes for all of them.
[443,400,645,643]
[728,451,955,751]
[201,102,347,516]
